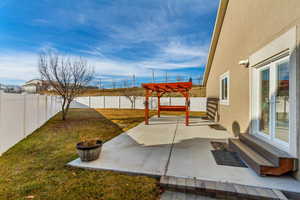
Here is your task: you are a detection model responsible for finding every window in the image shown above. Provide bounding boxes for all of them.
[220,72,230,105]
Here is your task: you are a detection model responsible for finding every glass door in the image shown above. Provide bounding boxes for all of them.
[274,59,289,143]
[259,68,270,136]
[256,57,290,149]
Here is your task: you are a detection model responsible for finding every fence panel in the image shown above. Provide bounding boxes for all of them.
[75,96,89,107]
[72,96,207,112]
[170,97,185,106]
[25,94,39,136]
[104,96,119,108]
[0,94,24,154]
[135,96,145,109]
[91,96,104,108]
[38,96,47,127]
[0,93,61,155]
[120,96,132,109]
[190,97,207,112]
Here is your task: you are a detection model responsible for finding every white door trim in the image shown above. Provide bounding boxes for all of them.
[251,57,290,153]
[249,27,297,156]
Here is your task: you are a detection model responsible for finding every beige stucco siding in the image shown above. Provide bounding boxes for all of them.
[206,0,300,179]
[207,0,300,133]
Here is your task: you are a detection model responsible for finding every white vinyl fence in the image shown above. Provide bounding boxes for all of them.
[72,96,207,112]
[0,92,61,155]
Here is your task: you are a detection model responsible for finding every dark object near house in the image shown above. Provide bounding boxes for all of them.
[211,149,248,168]
[211,141,228,151]
[209,124,226,131]
[76,140,102,162]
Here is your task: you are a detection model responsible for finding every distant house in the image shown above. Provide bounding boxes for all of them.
[204,0,300,179]
[0,84,5,91]
[0,84,21,93]
[22,79,55,93]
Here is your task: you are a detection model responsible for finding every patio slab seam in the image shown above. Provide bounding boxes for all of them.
[163,119,179,176]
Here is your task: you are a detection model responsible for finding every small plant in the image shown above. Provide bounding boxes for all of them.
[79,136,99,147]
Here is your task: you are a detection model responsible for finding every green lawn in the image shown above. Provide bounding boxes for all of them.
[0,109,159,200]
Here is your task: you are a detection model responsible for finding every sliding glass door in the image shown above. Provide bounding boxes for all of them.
[259,68,270,136]
[255,57,290,149]
[275,60,289,143]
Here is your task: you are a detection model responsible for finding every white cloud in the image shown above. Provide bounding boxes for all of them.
[0,43,207,85]
[0,52,39,82]
[0,0,217,84]
[163,41,208,58]
[32,18,50,25]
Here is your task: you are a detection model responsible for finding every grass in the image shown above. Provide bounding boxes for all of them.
[0,109,160,200]
[0,108,205,200]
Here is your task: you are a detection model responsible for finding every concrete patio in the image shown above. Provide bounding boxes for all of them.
[68,115,300,193]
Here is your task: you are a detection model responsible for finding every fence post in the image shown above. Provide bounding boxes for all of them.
[50,96,53,117]
[23,94,26,137]
[119,96,121,109]
[37,94,39,127]
[45,96,47,120]
[103,96,106,109]
[88,96,91,108]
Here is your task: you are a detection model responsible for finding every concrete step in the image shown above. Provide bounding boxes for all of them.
[229,139,274,175]
[229,138,294,176]
[239,134,295,166]
[160,176,288,200]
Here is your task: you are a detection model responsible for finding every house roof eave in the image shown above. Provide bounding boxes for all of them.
[202,0,229,86]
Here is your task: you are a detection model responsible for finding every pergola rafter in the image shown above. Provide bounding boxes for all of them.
[142,81,192,126]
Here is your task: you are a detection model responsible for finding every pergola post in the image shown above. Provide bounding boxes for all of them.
[185,92,190,126]
[145,89,150,125]
[157,94,161,118]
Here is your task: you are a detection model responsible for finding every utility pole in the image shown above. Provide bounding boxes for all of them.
[98,78,102,89]
[112,79,115,89]
[165,72,168,83]
[152,69,155,83]
[123,80,127,88]
[132,74,136,88]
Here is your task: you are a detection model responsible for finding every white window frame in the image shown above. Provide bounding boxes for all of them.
[219,71,230,105]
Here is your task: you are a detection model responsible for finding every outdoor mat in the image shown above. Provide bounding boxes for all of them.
[211,150,248,168]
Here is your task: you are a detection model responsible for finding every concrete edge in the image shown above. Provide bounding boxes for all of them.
[66,162,162,179]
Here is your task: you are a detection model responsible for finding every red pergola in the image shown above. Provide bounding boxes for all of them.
[142,81,192,126]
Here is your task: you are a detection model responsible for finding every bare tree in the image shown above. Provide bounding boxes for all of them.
[38,52,94,120]
[120,88,137,109]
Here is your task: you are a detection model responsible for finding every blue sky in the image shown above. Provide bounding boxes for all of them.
[0,0,219,87]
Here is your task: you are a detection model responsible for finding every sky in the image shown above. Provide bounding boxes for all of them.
[0,0,219,87]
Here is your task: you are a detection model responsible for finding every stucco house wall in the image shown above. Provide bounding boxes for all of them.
[205,0,300,179]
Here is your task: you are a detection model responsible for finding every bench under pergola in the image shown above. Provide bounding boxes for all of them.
[142,82,192,126]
